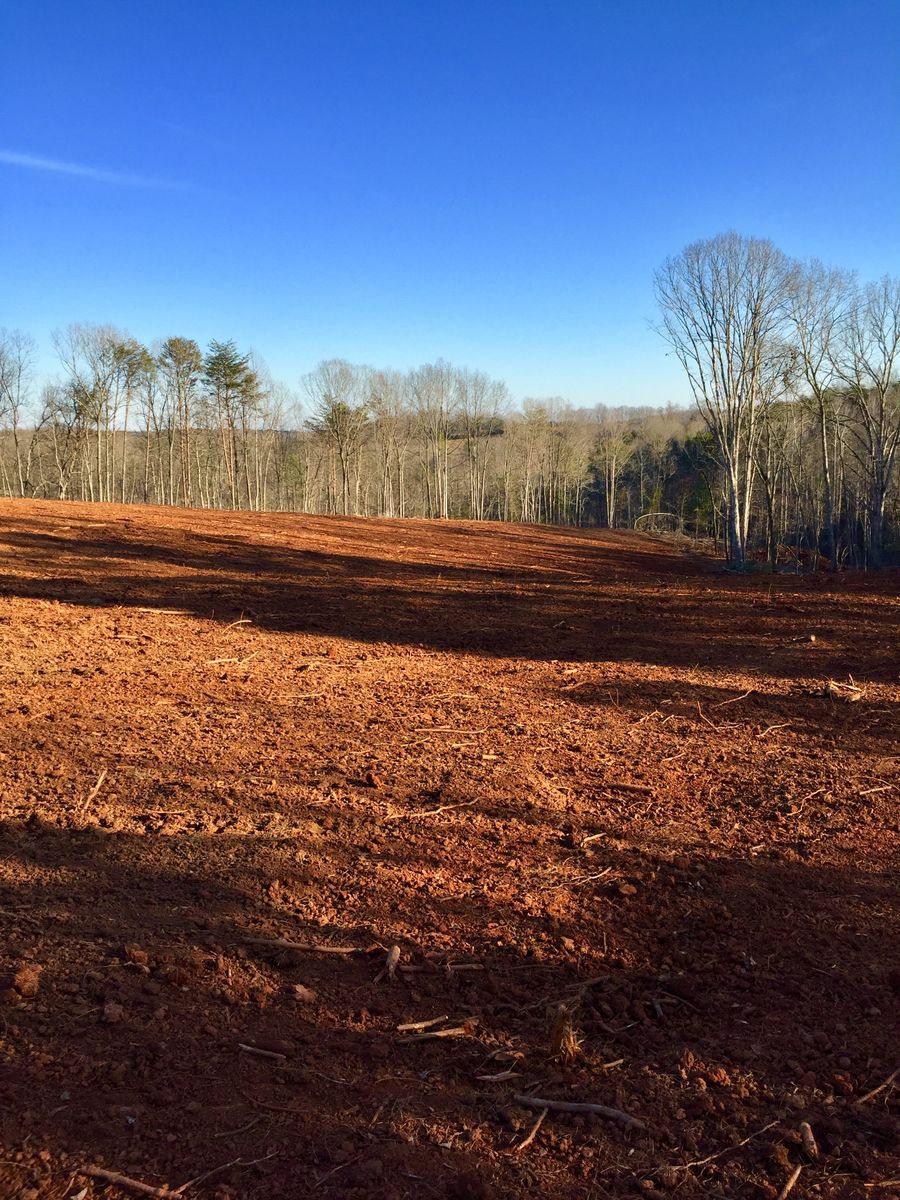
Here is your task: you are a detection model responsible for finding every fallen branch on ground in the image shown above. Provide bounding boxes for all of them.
[711,689,754,708]
[399,1022,477,1043]
[79,1166,180,1198]
[672,1120,779,1170]
[510,1107,548,1153]
[81,769,108,811]
[822,678,863,700]
[238,1043,286,1062]
[398,962,485,975]
[212,1116,260,1140]
[858,1067,899,1105]
[512,1094,643,1129]
[396,1015,448,1032]
[176,1151,278,1194]
[243,937,364,955]
[541,868,614,891]
[412,727,487,734]
[385,799,477,820]
[776,1165,803,1200]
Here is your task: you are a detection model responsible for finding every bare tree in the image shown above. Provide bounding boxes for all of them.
[837,276,900,568]
[412,361,457,518]
[787,261,855,568]
[593,412,633,527]
[655,232,793,567]
[458,369,507,519]
[304,359,369,516]
[0,329,37,496]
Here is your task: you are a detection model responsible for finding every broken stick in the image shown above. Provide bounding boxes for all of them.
[384,799,477,821]
[858,1067,899,1105]
[776,1165,802,1200]
[243,937,363,955]
[674,1120,778,1170]
[512,1093,643,1130]
[399,1023,476,1043]
[396,1015,449,1032]
[510,1107,548,1153]
[238,1043,286,1062]
[79,1166,179,1198]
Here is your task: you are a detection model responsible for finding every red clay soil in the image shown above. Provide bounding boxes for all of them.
[0,499,897,1200]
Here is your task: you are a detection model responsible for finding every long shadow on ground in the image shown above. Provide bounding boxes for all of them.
[0,815,896,1199]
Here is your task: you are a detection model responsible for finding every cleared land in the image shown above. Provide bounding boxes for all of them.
[0,499,897,1200]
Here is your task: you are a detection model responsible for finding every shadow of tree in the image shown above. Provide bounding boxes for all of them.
[0,813,896,1199]
[0,501,897,1198]
[0,503,897,679]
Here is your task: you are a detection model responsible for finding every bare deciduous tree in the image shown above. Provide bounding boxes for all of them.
[655,232,792,567]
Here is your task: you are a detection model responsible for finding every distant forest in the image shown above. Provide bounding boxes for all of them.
[1,239,899,570]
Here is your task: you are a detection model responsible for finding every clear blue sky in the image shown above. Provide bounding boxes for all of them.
[2,0,898,407]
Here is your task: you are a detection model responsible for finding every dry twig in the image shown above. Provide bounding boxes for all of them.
[711,689,754,708]
[858,1067,899,1105]
[399,1022,476,1043]
[512,1094,643,1129]
[542,868,613,891]
[78,1167,179,1198]
[823,678,863,701]
[243,937,363,955]
[238,1043,286,1062]
[510,1107,548,1153]
[413,726,487,734]
[396,1015,448,1032]
[385,799,477,821]
[672,1120,778,1170]
[81,769,108,810]
[776,1165,803,1200]
[176,1151,278,1194]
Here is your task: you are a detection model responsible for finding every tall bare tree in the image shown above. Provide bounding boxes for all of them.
[787,261,855,568]
[304,359,369,515]
[0,329,37,496]
[838,276,900,568]
[655,232,792,567]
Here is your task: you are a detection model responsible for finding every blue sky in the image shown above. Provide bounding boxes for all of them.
[2,0,898,408]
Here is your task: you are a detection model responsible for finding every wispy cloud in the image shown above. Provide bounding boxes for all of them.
[0,149,185,190]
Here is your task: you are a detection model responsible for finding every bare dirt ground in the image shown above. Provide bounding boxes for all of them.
[0,499,897,1200]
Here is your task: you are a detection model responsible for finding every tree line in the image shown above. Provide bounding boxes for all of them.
[0,233,897,568]
[656,232,900,569]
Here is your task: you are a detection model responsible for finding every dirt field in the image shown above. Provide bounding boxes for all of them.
[0,499,896,1200]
